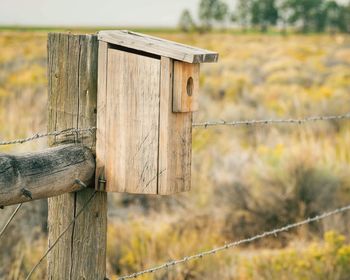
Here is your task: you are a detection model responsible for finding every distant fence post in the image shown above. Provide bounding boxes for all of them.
[47,33,107,279]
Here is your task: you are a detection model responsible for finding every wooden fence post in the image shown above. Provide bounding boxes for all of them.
[47,33,107,279]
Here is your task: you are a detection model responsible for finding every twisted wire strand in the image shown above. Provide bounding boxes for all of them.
[0,203,23,239]
[25,191,97,280]
[0,127,96,146]
[118,203,350,280]
[193,113,350,128]
[0,113,349,146]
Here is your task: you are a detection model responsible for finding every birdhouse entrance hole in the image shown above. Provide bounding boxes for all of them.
[96,30,218,195]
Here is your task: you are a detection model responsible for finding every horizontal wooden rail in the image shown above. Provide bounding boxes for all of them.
[0,144,95,206]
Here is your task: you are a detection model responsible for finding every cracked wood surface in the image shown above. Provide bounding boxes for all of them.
[0,145,95,206]
[97,46,193,195]
[47,33,107,280]
[157,57,192,194]
[100,48,160,193]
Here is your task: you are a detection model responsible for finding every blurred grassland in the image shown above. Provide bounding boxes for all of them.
[0,30,350,279]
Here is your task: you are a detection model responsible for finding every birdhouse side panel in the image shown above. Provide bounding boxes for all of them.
[158,57,192,195]
[104,49,161,194]
[96,41,108,191]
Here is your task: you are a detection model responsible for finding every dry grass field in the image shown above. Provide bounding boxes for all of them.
[1,30,350,279]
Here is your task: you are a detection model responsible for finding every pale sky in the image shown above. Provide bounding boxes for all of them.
[0,0,206,27]
[1,0,347,27]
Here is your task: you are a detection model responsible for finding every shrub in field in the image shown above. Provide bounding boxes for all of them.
[1,31,350,280]
[240,231,350,280]
[219,150,350,245]
[107,215,232,279]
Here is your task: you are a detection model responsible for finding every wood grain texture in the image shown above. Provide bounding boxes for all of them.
[47,33,107,280]
[0,145,94,206]
[98,30,219,63]
[173,61,200,113]
[103,49,160,193]
[158,57,192,194]
[95,41,108,191]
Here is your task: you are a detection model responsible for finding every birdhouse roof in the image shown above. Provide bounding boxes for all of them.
[98,30,218,64]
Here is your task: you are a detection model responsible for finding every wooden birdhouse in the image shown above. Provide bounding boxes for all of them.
[96,30,218,195]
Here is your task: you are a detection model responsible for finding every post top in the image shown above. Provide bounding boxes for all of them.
[97,30,219,64]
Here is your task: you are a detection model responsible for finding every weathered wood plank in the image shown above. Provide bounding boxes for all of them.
[47,33,107,280]
[98,30,219,63]
[173,61,200,113]
[158,57,192,194]
[0,145,94,207]
[103,49,160,193]
[95,41,108,191]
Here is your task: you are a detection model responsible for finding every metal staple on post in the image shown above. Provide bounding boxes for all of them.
[75,178,88,189]
[21,188,33,200]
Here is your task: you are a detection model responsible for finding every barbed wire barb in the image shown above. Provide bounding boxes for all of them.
[193,113,350,128]
[118,203,350,280]
[24,191,97,280]
[0,203,22,239]
[0,127,96,146]
[1,113,349,146]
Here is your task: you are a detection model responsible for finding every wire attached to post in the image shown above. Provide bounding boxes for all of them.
[24,188,97,280]
[0,203,23,239]
[1,113,350,146]
[0,127,96,146]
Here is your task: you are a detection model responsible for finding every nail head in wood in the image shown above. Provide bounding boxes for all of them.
[21,188,32,200]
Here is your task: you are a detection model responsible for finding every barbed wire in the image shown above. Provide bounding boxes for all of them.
[25,191,97,280]
[118,203,350,280]
[0,113,348,277]
[193,113,350,128]
[0,203,22,239]
[0,113,349,146]
[0,127,96,146]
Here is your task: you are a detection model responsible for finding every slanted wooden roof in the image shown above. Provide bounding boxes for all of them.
[97,30,218,64]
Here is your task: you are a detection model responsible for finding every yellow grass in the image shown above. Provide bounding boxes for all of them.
[0,31,350,279]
